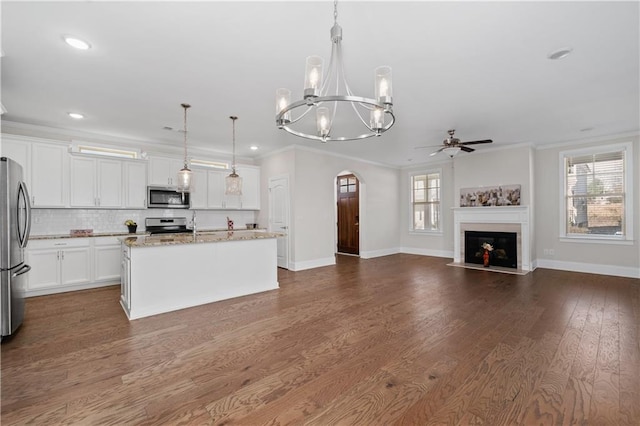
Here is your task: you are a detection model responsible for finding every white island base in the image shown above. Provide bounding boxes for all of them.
[122,235,279,320]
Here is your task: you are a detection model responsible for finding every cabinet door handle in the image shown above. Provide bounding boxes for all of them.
[32,196,35,204]
[57,251,60,260]
[61,251,65,260]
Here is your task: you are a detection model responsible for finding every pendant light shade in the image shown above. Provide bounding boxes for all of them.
[176,103,193,193]
[225,116,242,196]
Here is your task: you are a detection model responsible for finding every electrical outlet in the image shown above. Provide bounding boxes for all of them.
[543,248,549,255]
[548,249,555,256]
[34,216,41,224]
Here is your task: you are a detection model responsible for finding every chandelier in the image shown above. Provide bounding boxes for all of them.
[176,103,193,193]
[225,116,242,195]
[275,0,395,142]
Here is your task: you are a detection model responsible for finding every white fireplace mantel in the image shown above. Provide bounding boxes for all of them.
[453,206,531,272]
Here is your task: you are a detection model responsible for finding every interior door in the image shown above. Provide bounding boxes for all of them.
[337,174,359,255]
[268,176,290,269]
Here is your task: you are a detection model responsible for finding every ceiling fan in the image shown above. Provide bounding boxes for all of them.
[417,129,493,157]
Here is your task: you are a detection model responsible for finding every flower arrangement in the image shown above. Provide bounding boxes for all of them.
[481,242,494,251]
[125,220,137,226]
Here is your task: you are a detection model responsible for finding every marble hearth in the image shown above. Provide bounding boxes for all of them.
[452,206,531,273]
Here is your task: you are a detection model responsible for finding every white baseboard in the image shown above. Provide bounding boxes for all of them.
[360,247,401,259]
[290,256,336,271]
[535,259,640,279]
[25,280,118,298]
[400,247,454,259]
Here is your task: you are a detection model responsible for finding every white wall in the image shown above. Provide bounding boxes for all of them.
[534,136,639,277]
[400,160,455,258]
[259,146,401,270]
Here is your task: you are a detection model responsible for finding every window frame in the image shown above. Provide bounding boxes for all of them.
[409,168,442,234]
[558,142,633,243]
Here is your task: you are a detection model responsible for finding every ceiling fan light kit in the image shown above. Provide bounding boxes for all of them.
[275,0,395,142]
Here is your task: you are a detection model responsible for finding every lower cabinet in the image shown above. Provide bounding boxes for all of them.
[120,243,131,314]
[26,236,122,296]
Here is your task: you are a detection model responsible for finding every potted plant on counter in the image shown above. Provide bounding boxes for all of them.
[125,220,137,234]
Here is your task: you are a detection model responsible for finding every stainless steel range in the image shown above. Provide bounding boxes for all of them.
[145,217,192,235]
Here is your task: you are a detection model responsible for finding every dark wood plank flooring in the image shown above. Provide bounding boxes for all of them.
[1,254,639,425]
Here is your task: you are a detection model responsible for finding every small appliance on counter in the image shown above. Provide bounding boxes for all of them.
[145,217,192,235]
[1,157,31,339]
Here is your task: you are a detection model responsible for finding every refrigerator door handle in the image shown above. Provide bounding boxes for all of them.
[17,181,32,248]
[12,263,31,278]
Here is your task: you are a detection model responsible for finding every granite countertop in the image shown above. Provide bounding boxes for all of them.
[30,231,146,240]
[121,230,284,248]
[30,228,266,240]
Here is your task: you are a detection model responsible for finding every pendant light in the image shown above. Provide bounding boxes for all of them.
[225,116,242,195]
[176,103,193,193]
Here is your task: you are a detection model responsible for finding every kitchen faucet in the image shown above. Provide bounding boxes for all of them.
[191,210,197,234]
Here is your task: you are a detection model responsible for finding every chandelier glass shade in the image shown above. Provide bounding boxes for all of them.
[275,1,395,142]
[176,103,193,193]
[225,116,242,196]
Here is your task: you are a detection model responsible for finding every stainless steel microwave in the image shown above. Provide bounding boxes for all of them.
[147,186,190,209]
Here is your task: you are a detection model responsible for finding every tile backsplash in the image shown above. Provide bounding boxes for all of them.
[30,209,259,236]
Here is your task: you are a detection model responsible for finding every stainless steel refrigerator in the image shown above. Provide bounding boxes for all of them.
[1,157,31,339]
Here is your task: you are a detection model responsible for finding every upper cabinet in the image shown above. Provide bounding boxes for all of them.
[1,137,31,189]
[201,166,260,210]
[31,143,69,208]
[236,166,260,210]
[189,168,208,209]
[148,156,184,186]
[70,156,123,208]
[124,161,147,208]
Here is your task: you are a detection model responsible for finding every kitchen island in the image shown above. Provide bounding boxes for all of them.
[120,231,282,320]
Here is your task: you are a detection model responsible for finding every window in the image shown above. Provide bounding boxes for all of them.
[77,145,138,159]
[411,171,441,232]
[190,159,228,169]
[561,143,633,240]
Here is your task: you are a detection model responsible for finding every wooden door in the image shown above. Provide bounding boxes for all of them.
[337,174,359,255]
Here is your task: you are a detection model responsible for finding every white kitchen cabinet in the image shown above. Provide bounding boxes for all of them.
[189,168,208,209]
[206,170,227,209]
[31,143,68,207]
[1,137,31,189]
[236,166,260,210]
[148,156,183,186]
[26,239,91,293]
[120,243,131,314]
[124,161,147,208]
[93,237,121,282]
[70,156,123,208]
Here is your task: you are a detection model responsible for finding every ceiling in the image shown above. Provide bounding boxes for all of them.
[2,1,639,167]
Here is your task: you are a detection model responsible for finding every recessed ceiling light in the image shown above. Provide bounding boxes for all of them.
[68,112,84,119]
[63,35,91,50]
[249,145,259,151]
[547,47,573,60]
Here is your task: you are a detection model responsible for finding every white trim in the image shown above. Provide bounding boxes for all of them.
[409,168,443,233]
[360,247,401,259]
[536,259,640,279]
[400,247,453,259]
[453,206,531,271]
[559,237,634,245]
[408,230,444,236]
[289,256,336,271]
[25,280,117,298]
[558,141,633,242]
[535,131,640,151]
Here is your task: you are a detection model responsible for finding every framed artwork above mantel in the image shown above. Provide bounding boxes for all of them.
[460,184,521,207]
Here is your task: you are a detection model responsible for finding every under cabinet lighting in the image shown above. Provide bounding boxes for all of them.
[68,112,84,119]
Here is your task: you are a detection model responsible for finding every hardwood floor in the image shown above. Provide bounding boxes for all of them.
[1,254,639,425]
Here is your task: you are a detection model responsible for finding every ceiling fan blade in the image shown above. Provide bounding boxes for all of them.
[460,139,492,145]
[414,145,446,150]
[460,146,475,153]
[430,147,445,156]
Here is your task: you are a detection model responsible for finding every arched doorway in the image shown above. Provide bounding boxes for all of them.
[336,173,359,255]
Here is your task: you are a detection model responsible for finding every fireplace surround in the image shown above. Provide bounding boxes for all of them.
[453,206,531,273]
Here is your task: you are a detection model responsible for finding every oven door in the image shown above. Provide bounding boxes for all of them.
[147,187,190,209]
